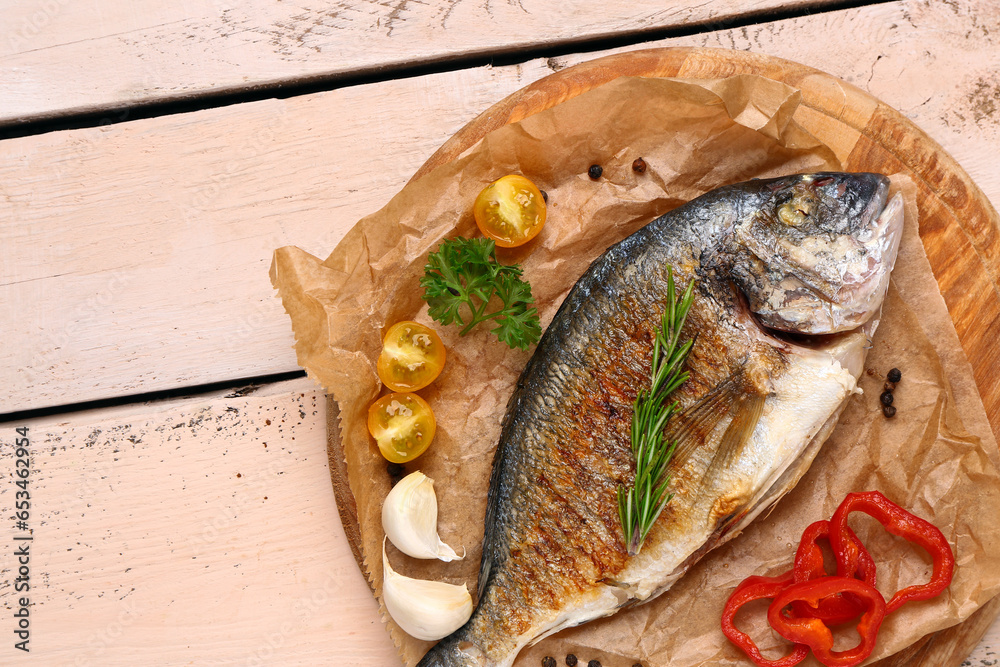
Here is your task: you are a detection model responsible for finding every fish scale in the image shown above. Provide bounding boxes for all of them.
[416,172,903,667]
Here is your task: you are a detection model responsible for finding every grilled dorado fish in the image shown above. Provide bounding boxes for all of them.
[416,172,903,667]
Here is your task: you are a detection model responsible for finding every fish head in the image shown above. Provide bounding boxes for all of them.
[730,172,903,334]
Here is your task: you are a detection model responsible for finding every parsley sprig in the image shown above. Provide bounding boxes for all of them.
[618,268,695,556]
[420,237,541,350]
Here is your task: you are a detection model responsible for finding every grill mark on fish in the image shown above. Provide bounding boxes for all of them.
[416,173,903,667]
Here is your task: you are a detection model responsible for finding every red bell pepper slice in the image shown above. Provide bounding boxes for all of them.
[721,571,809,667]
[768,576,886,667]
[791,520,877,625]
[829,491,954,614]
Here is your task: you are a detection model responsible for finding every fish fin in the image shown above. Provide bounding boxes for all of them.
[706,392,766,477]
[478,437,505,601]
[667,375,742,467]
[479,387,524,601]
[665,372,766,523]
[692,390,766,530]
[676,391,767,535]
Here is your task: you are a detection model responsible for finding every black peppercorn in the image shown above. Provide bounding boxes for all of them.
[883,404,897,418]
[565,655,578,666]
[880,390,894,406]
[540,189,549,203]
[588,164,603,179]
[887,367,902,383]
[883,380,897,392]
[542,657,556,667]
[387,462,405,478]
[588,661,602,667]
[632,157,647,173]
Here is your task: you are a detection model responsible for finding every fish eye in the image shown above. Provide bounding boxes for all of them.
[778,202,808,226]
[775,188,817,227]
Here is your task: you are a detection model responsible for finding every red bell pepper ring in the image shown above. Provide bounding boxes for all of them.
[791,520,878,625]
[829,491,955,614]
[721,571,810,667]
[768,576,886,667]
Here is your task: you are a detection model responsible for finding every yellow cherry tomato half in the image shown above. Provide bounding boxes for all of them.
[367,392,437,463]
[473,174,547,248]
[377,321,447,392]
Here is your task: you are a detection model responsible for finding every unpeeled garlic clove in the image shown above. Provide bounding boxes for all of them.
[382,471,463,561]
[382,540,473,641]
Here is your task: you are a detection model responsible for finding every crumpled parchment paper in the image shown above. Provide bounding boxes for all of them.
[270,74,1000,667]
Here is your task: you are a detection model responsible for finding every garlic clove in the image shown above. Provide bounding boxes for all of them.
[382,471,463,561]
[382,540,473,641]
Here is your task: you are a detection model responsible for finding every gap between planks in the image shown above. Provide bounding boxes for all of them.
[0,0,895,132]
[2,377,400,665]
[0,370,306,424]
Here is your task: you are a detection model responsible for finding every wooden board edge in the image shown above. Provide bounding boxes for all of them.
[328,46,1000,662]
[871,593,1000,667]
[326,395,371,587]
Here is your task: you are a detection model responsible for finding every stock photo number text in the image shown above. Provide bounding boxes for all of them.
[12,426,32,652]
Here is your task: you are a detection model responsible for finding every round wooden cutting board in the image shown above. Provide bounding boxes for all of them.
[327,47,1000,666]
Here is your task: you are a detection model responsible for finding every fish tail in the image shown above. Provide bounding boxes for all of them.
[415,633,485,667]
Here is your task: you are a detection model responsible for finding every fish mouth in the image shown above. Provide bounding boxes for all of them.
[857,176,893,239]
[824,188,902,321]
[748,181,903,336]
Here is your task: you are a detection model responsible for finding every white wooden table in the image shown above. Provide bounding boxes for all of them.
[2,0,999,664]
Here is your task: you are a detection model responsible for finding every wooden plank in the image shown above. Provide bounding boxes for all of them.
[968,607,1000,665]
[0,378,399,665]
[4,0,1000,414]
[0,0,829,126]
[1,379,997,666]
[891,595,1000,666]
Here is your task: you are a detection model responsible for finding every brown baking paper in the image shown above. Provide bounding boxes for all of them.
[269,74,1000,666]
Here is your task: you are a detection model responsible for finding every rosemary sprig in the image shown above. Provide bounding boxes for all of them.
[618,268,695,556]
